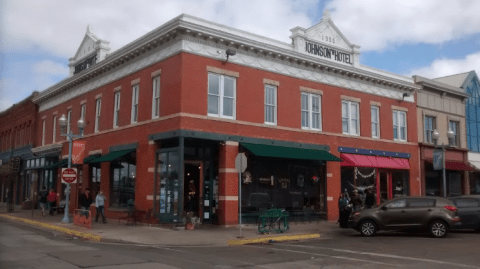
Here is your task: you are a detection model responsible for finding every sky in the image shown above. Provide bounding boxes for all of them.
[1,0,480,111]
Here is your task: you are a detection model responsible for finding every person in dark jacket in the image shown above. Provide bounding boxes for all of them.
[364,188,376,209]
[338,193,350,228]
[350,190,363,212]
[39,187,48,217]
[79,190,93,217]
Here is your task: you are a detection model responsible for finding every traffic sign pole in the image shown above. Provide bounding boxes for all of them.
[62,136,73,223]
[235,153,247,238]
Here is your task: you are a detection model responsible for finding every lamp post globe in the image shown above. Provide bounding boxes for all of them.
[77,118,86,129]
[447,129,455,140]
[432,129,439,145]
[59,114,67,128]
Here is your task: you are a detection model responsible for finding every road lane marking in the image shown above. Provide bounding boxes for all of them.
[250,245,401,267]
[286,244,480,269]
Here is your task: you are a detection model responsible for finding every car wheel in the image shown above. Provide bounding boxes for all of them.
[429,220,448,238]
[360,220,377,236]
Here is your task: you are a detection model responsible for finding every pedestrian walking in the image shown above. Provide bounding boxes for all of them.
[365,188,376,209]
[47,189,57,216]
[95,191,107,223]
[79,190,93,218]
[39,187,48,217]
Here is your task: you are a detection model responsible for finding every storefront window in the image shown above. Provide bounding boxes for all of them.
[157,151,180,221]
[110,155,136,208]
[240,154,326,222]
[470,174,480,194]
[448,172,462,197]
[392,171,409,198]
[90,165,101,197]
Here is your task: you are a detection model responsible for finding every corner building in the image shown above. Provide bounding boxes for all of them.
[32,11,420,224]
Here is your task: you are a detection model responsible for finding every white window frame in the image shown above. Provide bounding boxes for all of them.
[207,73,236,119]
[131,84,139,124]
[42,120,46,146]
[371,106,380,138]
[342,100,360,136]
[95,98,101,133]
[301,92,322,131]
[152,76,160,119]
[52,115,57,143]
[449,121,459,147]
[264,85,277,125]
[424,115,436,144]
[393,110,407,141]
[113,92,121,128]
[80,104,86,120]
[67,110,72,134]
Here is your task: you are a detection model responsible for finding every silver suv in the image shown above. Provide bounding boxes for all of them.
[348,197,461,238]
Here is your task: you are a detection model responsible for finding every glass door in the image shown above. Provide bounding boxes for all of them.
[378,171,389,204]
[156,150,180,223]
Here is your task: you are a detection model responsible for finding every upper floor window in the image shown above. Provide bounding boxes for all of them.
[393,110,407,141]
[67,110,72,134]
[371,106,379,138]
[152,76,160,119]
[80,104,86,120]
[424,116,436,144]
[265,85,277,125]
[42,120,46,146]
[113,92,121,128]
[208,73,236,119]
[52,115,57,143]
[449,121,459,147]
[95,98,101,133]
[342,100,359,135]
[301,93,322,130]
[131,84,139,124]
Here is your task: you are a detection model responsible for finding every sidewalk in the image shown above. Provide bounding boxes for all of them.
[0,203,351,246]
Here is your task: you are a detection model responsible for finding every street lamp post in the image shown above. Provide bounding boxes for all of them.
[58,114,85,223]
[432,129,455,198]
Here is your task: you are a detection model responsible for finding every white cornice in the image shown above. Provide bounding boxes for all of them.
[34,14,418,107]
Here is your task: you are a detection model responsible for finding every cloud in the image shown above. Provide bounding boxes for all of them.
[3,0,318,58]
[33,60,69,76]
[328,0,480,51]
[408,51,480,78]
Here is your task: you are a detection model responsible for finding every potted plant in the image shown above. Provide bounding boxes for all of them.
[184,212,198,230]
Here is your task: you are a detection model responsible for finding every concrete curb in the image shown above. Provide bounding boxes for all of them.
[0,214,102,242]
[227,233,321,246]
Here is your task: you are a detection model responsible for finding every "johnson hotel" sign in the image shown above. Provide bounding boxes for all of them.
[305,41,352,64]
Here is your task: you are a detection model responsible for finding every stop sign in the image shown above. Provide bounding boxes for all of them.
[61,168,77,184]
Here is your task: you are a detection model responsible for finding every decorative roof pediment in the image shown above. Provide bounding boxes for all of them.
[72,25,103,62]
[304,9,354,51]
[290,9,361,67]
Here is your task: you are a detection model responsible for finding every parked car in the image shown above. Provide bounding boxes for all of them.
[448,195,480,232]
[348,197,461,238]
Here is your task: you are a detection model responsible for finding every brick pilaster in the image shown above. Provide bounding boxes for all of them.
[218,141,239,226]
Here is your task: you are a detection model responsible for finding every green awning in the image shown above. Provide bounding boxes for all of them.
[83,155,100,164]
[42,159,68,170]
[89,149,135,163]
[241,143,342,162]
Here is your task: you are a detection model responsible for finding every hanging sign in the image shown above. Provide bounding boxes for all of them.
[433,149,443,170]
[71,141,87,165]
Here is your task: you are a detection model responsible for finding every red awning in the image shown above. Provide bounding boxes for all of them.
[445,161,474,171]
[425,160,474,171]
[340,153,410,169]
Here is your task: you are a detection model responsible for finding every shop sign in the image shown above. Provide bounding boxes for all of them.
[72,141,87,164]
[305,41,352,64]
[433,149,443,170]
[10,157,21,172]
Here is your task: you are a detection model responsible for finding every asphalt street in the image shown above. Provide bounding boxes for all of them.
[1,218,479,269]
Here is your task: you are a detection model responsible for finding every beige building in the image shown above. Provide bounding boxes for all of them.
[414,75,471,197]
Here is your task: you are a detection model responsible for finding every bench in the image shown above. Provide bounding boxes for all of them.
[258,209,289,234]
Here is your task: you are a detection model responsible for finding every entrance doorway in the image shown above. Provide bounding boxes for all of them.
[184,161,203,221]
[378,171,389,204]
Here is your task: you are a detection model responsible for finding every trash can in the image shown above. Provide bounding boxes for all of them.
[7,200,14,212]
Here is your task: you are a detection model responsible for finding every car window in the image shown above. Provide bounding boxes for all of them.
[408,198,435,208]
[386,199,406,209]
[454,199,479,208]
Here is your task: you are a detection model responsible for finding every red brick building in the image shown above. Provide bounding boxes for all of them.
[0,92,38,205]
[29,11,420,224]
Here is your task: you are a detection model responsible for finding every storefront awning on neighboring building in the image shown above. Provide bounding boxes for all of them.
[89,149,136,163]
[340,153,410,169]
[42,159,68,170]
[83,155,100,164]
[469,161,480,172]
[425,160,474,171]
[241,143,342,162]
